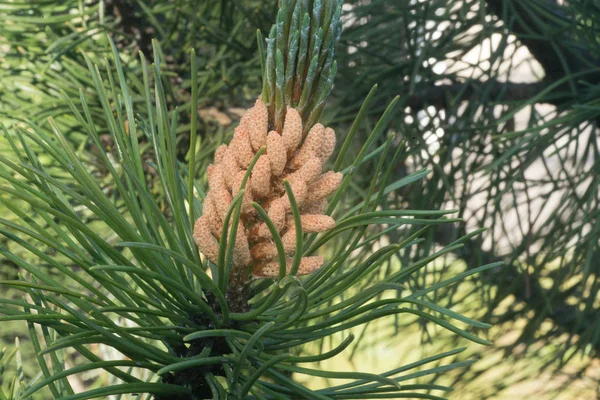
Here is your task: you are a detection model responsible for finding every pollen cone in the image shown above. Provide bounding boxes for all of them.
[193,99,342,279]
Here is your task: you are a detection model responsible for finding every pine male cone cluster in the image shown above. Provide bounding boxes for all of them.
[193,98,342,279]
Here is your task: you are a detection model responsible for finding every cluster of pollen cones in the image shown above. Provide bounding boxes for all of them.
[193,98,342,279]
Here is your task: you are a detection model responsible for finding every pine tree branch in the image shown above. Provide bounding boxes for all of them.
[485,0,600,96]
[451,230,600,354]
[348,1,600,113]
[406,80,547,110]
